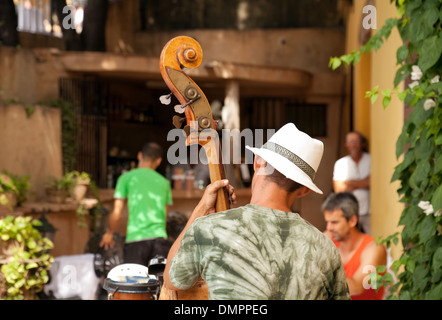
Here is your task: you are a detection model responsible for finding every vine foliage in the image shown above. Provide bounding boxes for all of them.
[330,0,441,299]
[0,216,53,300]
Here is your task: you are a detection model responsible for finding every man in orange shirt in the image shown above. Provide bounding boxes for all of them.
[322,192,386,300]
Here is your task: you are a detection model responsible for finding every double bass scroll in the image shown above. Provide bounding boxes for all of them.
[158,36,231,300]
[159,36,230,213]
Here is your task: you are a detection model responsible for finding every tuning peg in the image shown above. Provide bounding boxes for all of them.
[172,115,186,128]
[183,125,191,137]
[173,95,200,114]
[159,93,173,105]
[174,104,186,114]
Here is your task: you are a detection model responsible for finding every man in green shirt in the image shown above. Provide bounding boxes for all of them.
[164,123,350,300]
[100,142,172,267]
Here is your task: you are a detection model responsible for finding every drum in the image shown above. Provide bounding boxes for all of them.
[103,263,160,300]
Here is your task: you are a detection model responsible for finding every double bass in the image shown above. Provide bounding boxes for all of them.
[158,36,231,300]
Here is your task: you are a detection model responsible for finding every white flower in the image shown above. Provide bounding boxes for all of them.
[418,201,434,215]
[411,65,423,81]
[409,81,419,90]
[435,209,442,217]
[424,99,436,111]
[431,75,440,84]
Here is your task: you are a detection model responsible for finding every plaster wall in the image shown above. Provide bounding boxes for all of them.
[134,29,345,75]
[0,47,69,104]
[345,0,404,258]
[0,104,63,200]
[369,1,404,258]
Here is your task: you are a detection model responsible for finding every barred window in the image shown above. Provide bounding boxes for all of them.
[14,0,86,37]
[245,98,327,138]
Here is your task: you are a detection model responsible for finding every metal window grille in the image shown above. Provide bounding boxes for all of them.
[59,77,108,187]
[246,98,327,137]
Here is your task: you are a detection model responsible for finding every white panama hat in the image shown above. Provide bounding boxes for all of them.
[245,123,324,194]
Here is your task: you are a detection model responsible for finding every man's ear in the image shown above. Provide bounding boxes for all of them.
[253,155,275,176]
[154,157,162,169]
[297,186,311,199]
[348,215,358,228]
[253,155,265,171]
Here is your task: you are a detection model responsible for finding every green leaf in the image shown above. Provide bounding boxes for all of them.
[397,90,408,102]
[414,132,433,160]
[27,239,37,249]
[418,34,442,72]
[427,282,442,300]
[406,259,416,273]
[399,205,420,228]
[417,215,437,244]
[411,5,439,42]
[434,247,442,270]
[376,265,387,273]
[435,156,442,174]
[432,184,442,211]
[25,262,39,269]
[436,134,442,146]
[394,64,411,87]
[15,278,25,289]
[352,51,361,65]
[340,54,353,66]
[391,260,402,274]
[368,272,378,288]
[399,290,412,300]
[382,272,394,285]
[404,91,417,106]
[413,265,429,291]
[330,57,342,70]
[383,95,392,109]
[409,160,431,189]
[395,129,409,158]
[396,45,409,63]
[366,85,379,104]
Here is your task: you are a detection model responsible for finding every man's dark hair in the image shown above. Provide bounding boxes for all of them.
[141,142,163,161]
[321,192,359,221]
[347,131,368,152]
[264,163,303,193]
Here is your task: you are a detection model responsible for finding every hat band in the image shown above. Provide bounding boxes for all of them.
[262,141,315,180]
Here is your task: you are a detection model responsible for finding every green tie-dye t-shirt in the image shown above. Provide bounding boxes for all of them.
[169,204,350,300]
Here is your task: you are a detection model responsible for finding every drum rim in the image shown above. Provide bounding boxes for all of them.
[103,278,159,294]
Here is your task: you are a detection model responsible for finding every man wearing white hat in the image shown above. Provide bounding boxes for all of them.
[164,123,350,300]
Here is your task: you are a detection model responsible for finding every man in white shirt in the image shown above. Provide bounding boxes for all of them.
[333,131,371,234]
